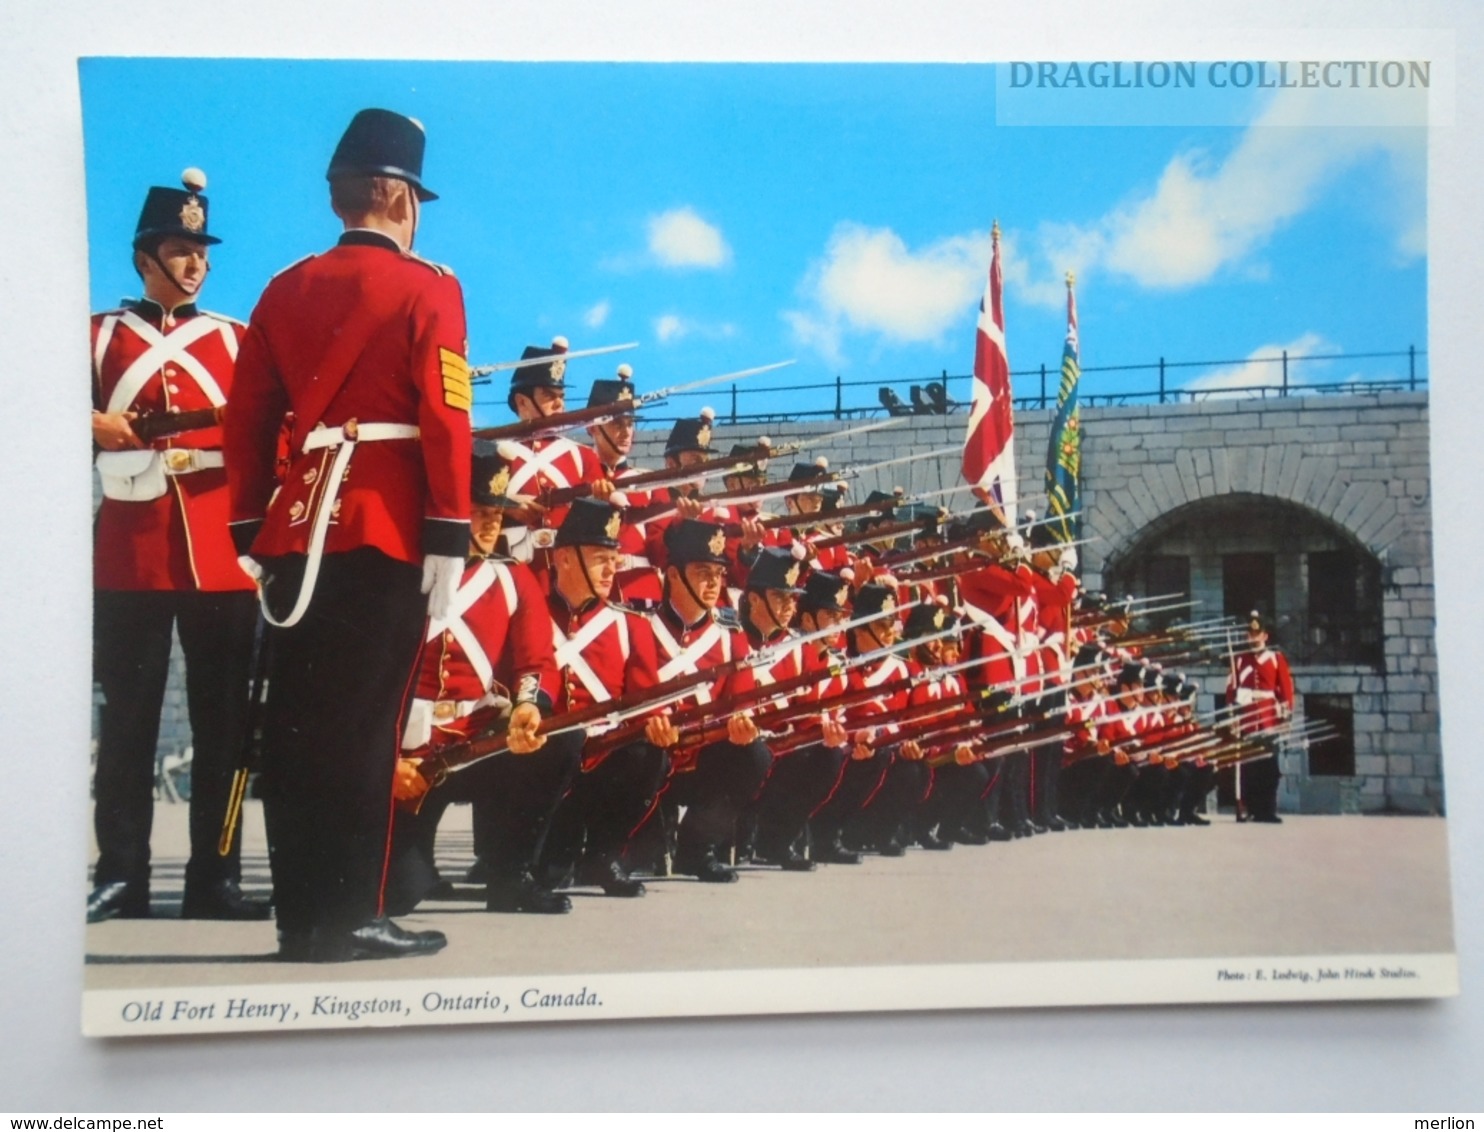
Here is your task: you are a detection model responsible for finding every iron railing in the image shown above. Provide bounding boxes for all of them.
[474,345,1427,427]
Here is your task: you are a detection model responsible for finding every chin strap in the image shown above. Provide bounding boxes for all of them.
[576,545,603,606]
[147,250,204,309]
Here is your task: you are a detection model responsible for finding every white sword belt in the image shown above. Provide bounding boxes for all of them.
[159,448,225,474]
[257,420,422,630]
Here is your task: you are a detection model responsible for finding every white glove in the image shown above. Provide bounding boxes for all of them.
[421,554,464,620]
[1059,546,1078,573]
[236,555,264,583]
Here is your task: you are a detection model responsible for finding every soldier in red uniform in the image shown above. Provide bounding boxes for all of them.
[88,170,269,924]
[499,339,612,561]
[585,371,663,606]
[385,447,570,916]
[810,583,911,860]
[539,499,679,897]
[740,549,850,871]
[224,109,466,962]
[1227,610,1295,823]
[648,519,771,883]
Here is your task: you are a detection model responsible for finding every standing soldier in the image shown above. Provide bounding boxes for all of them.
[225,108,467,962]
[89,170,269,924]
[1227,611,1295,824]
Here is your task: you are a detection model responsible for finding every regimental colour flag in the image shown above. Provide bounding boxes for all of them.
[1044,271,1082,544]
[962,221,1017,524]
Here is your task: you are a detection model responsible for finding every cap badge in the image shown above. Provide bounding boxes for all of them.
[933,609,946,629]
[708,529,727,556]
[488,466,511,497]
[179,197,205,233]
[549,357,567,384]
[835,586,850,608]
[696,425,713,449]
[784,562,801,587]
[605,511,622,540]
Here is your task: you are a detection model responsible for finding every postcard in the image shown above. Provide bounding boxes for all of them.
[77,52,1455,1038]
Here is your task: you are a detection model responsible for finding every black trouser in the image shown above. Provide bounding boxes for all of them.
[750,743,848,858]
[668,738,773,860]
[544,740,672,873]
[1092,761,1136,820]
[921,760,992,840]
[810,747,892,847]
[93,588,258,893]
[472,730,584,881]
[257,549,426,936]
[990,750,1032,828]
[851,756,931,849]
[1059,757,1111,825]
[1178,763,1217,818]
[1240,748,1281,819]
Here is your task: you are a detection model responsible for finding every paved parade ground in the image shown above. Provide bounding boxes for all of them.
[82,801,1456,992]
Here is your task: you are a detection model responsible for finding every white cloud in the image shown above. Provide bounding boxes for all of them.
[1004,85,1426,303]
[653,314,737,345]
[647,207,731,269]
[1183,332,1340,399]
[582,299,610,329]
[783,223,991,361]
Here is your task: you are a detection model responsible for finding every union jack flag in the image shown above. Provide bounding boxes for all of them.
[962,221,1017,523]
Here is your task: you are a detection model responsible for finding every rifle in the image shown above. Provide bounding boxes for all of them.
[217,615,271,857]
[472,359,793,442]
[131,406,226,444]
[545,444,775,508]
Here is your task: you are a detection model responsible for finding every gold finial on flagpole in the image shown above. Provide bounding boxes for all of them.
[992,219,1000,242]
[1066,270,1076,287]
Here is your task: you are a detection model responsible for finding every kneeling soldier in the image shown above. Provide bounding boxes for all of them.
[540,499,679,897]
[388,447,576,915]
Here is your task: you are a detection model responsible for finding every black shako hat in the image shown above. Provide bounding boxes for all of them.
[1247,609,1271,634]
[787,456,832,487]
[134,169,221,248]
[800,570,852,614]
[853,583,898,622]
[1029,517,1064,552]
[820,482,848,514]
[327,109,439,201]
[904,601,950,640]
[1073,643,1105,670]
[745,547,806,595]
[586,364,636,409]
[1117,662,1146,689]
[665,519,729,567]
[509,337,569,409]
[856,489,902,532]
[664,408,717,457]
[554,498,623,550]
[471,444,520,510]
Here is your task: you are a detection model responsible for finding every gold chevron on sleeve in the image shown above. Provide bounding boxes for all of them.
[440,347,472,411]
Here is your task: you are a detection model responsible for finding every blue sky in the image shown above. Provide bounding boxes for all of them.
[79,59,1427,427]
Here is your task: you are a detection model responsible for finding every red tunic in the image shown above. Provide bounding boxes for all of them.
[224,231,472,564]
[402,556,557,749]
[610,460,663,604]
[92,301,252,592]
[649,604,755,771]
[1226,647,1295,733]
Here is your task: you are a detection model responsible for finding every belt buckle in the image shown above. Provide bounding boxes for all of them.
[163,448,193,474]
[342,418,360,442]
[432,700,459,722]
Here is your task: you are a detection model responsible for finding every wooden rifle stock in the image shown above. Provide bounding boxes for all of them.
[472,400,642,443]
[132,405,225,444]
